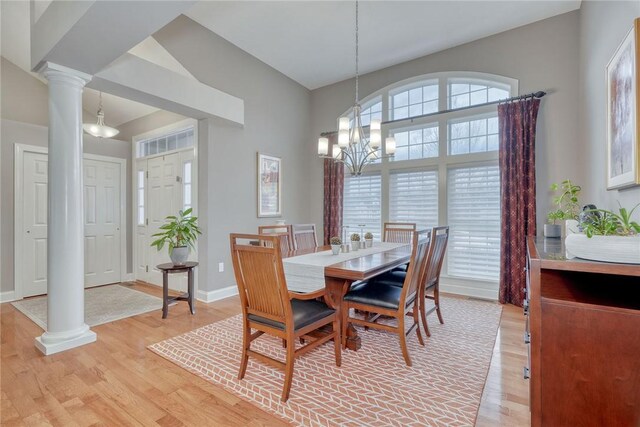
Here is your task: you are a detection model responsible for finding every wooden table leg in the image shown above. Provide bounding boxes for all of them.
[162,271,169,319]
[188,268,195,315]
[325,277,361,351]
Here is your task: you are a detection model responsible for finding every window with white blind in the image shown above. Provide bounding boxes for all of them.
[389,169,438,230]
[447,165,501,281]
[343,173,382,240]
[339,71,516,294]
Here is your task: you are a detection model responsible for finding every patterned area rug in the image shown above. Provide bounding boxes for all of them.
[149,297,502,427]
[12,284,162,330]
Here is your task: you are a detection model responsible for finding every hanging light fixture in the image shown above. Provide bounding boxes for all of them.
[318,1,394,176]
[83,92,119,138]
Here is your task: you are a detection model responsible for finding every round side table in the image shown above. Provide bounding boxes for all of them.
[156,262,198,319]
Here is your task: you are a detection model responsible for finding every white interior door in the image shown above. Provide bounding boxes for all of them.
[84,159,122,287]
[22,151,49,297]
[20,150,123,298]
[146,153,181,287]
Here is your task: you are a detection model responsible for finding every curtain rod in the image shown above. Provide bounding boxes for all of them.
[320,90,548,137]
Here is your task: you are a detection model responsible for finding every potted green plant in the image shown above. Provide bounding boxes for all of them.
[330,236,342,255]
[364,232,373,248]
[350,233,361,251]
[565,203,640,264]
[151,208,201,266]
[545,180,581,238]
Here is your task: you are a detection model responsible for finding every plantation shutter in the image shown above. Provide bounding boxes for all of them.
[343,172,382,240]
[389,169,438,230]
[447,164,501,280]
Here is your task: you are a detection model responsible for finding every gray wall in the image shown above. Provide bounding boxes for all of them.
[579,1,640,212]
[154,16,312,292]
[1,59,133,294]
[308,11,581,241]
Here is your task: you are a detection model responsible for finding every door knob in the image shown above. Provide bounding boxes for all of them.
[26,230,30,234]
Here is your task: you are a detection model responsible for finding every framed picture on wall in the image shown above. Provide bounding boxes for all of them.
[257,153,282,217]
[606,18,640,190]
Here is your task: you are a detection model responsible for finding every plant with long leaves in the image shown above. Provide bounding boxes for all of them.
[547,179,582,224]
[151,208,201,253]
[581,203,640,238]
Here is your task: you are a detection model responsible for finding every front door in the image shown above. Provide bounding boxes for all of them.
[20,151,123,297]
[146,153,181,286]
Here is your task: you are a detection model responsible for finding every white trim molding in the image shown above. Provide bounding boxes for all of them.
[0,291,18,303]
[197,285,238,303]
[440,277,498,301]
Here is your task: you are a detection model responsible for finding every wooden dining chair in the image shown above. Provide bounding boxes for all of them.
[419,226,449,337]
[258,224,294,255]
[383,222,416,243]
[370,226,450,338]
[291,224,318,250]
[230,234,341,402]
[341,229,431,366]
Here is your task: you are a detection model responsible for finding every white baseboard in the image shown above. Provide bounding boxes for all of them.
[197,285,238,303]
[0,290,17,303]
[440,277,498,301]
[123,273,134,282]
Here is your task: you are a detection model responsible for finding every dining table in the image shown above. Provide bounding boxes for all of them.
[282,242,412,351]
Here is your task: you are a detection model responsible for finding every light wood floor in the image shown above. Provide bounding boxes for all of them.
[1,282,530,426]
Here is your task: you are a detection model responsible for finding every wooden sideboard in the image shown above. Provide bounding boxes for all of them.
[526,237,640,427]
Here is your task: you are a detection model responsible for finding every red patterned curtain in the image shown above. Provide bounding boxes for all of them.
[498,98,540,307]
[323,135,344,245]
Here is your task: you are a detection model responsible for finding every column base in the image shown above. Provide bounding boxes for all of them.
[35,326,97,355]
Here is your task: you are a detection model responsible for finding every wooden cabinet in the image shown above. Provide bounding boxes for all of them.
[526,237,640,427]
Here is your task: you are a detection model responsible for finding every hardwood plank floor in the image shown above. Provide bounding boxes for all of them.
[1,282,529,426]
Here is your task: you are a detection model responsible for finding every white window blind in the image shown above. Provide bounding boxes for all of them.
[343,173,382,240]
[389,169,438,230]
[447,165,500,281]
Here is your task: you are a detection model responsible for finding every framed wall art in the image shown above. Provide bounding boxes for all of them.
[606,18,640,189]
[257,153,282,217]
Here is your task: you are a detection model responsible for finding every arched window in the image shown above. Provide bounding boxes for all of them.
[341,71,517,293]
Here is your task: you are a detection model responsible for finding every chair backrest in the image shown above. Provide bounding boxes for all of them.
[292,224,318,250]
[422,226,450,288]
[230,234,293,326]
[258,225,294,255]
[383,222,417,243]
[399,229,431,308]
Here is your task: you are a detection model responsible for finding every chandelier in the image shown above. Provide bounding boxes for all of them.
[317,1,395,176]
[83,92,120,139]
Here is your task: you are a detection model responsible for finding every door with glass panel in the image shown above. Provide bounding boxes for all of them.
[134,125,197,291]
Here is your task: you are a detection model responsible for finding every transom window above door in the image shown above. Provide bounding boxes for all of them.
[136,128,194,158]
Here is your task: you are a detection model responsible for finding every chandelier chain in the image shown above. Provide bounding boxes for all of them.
[355,1,359,104]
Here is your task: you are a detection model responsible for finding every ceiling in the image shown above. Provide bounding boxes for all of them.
[186,1,581,90]
[2,0,582,123]
[1,0,160,127]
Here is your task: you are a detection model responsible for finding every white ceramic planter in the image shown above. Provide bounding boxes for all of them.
[565,234,640,264]
[365,239,373,248]
[331,244,341,255]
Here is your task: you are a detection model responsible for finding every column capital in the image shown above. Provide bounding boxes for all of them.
[36,62,92,87]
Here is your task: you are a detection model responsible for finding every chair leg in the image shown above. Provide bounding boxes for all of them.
[341,305,349,349]
[333,318,342,367]
[398,317,412,367]
[413,305,424,346]
[420,295,431,338]
[434,284,444,324]
[238,321,250,380]
[281,335,296,402]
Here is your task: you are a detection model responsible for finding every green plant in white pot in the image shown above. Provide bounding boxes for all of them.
[350,233,361,251]
[330,236,342,255]
[151,208,201,266]
[545,180,581,238]
[565,203,640,264]
[364,232,373,248]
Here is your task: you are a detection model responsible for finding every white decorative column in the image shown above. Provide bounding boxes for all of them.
[35,62,96,355]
